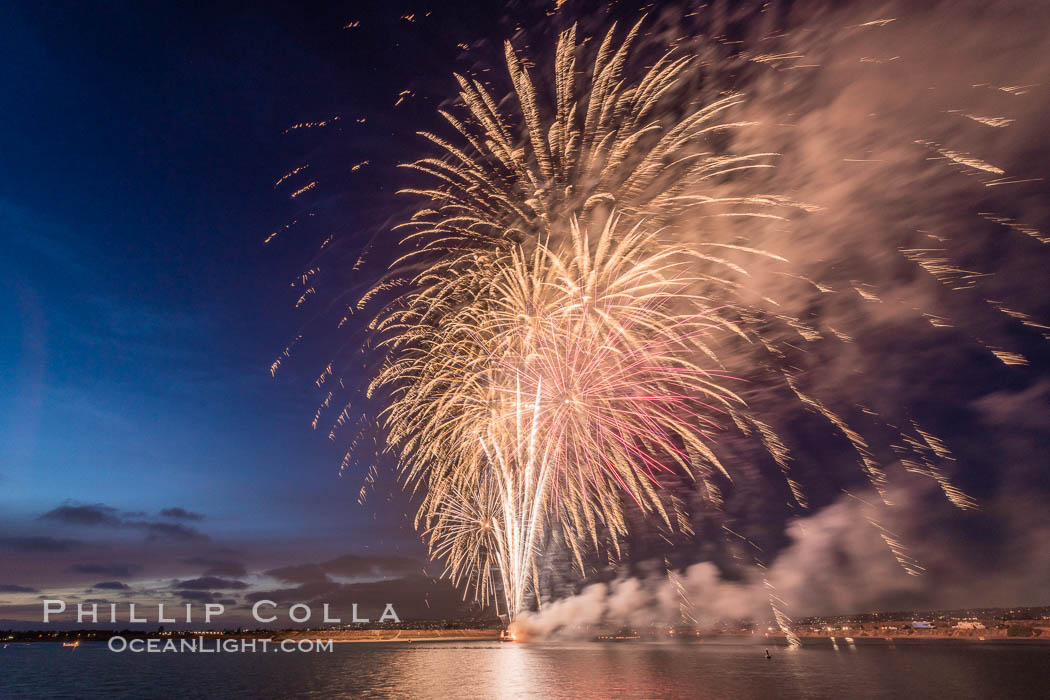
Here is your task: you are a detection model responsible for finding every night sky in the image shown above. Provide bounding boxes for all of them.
[0,0,527,625]
[2,0,1049,628]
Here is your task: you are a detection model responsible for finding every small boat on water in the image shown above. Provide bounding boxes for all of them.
[61,641,80,648]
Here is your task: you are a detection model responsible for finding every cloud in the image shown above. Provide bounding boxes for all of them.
[40,503,121,527]
[176,590,218,603]
[175,576,248,591]
[323,554,419,579]
[70,563,141,578]
[264,563,327,584]
[36,501,209,541]
[265,553,419,584]
[159,507,204,521]
[182,557,247,577]
[91,581,130,590]
[0,584,36,593]
[125,521,209,541]
[244,581,335,605]
[0,536,86,552]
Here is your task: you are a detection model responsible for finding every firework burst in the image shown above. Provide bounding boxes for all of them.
[342,15,994,624]
[390,213,763,617]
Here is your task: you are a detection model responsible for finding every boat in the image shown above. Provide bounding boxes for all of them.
[499,629,516,642]
[61,641,80,648]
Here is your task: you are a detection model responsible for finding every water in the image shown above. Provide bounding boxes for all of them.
[2,638,1048,699]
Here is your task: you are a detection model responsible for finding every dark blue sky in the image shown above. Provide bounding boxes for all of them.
[0,1,524,622]
[3,1,359,533]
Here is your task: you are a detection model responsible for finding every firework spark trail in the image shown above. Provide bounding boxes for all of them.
[480,380,556,619]
[665,558,698,627]
[765,577,802,648]
[423,477,503,607]
[475,218,748,559]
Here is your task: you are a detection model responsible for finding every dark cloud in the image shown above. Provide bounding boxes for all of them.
[0,584,36,593]
[176,590,218,603]
[40,502,121,527]
[159,507,204,521]
[323,554,419,579]
[32,497,211,545]
[125,521,209,541]
[0,536,86,552]
[91,581,130,590]
[70,563,141,578]
[266,553,419,584]
[35,501,209,541]
[245,580,337,605]
[265,563,328,584]
[182,557,247,577]
[175,576,248,590]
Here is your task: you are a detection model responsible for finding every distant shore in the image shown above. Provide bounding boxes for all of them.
[274,627,1050,644]
[783,629,1049,642]
[274,629,502,643]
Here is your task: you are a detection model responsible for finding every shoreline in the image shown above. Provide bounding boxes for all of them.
[273,629,503,643]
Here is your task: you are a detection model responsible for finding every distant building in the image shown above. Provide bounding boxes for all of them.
[911,621,933,629]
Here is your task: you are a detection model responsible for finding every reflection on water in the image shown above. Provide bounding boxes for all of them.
[2,638,1049,699]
